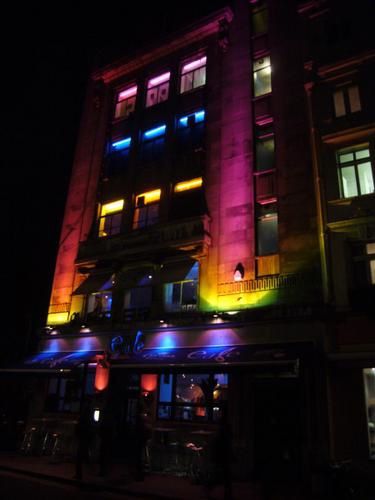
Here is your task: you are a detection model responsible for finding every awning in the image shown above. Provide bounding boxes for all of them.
[160,259,196,283]
[110,344,300,372]
[72,272,113,295]
[1,350,101,373]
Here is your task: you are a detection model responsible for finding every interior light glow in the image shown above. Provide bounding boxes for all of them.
[194,110,205,122]
[136,189,161,205]
[118,85,137,100]
[144,125,166,140]
[174,177,203,192]
[182,56,207,73]
[111,137,131,150]
[93,409,100,422]
[178,109,205,128]
[148,72,170,88]
[101,199,124,216]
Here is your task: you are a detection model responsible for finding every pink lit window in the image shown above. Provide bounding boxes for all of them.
[180,56,207,94]
[114,85,137,119]
[146,72,170,108]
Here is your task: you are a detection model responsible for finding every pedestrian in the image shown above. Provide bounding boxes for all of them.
[74,401,93,480]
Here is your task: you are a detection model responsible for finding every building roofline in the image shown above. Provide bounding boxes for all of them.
[92,7,233,84]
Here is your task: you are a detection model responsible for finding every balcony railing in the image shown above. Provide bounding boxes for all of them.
[218,273,311,296]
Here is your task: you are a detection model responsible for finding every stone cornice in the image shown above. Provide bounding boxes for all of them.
[92,7,233,84]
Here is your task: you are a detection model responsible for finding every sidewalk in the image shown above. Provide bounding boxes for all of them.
[0,453,258,499]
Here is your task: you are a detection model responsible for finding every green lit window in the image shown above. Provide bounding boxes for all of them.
[253,56,272,97]
[337,145,374,198]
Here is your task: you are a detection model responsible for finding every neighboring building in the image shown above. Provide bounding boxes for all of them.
[9,0,374,490]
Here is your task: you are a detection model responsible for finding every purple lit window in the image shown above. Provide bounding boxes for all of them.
[146,72,170,108]
[114,85,137,119]
[180,56,207,94]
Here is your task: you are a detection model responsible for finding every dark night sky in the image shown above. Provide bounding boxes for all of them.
[3,2,228,360]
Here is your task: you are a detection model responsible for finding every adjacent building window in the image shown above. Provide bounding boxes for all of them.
[141,124,166,162]
[255,126,275,171]
[363,368,375,460]
[337,144,374,198]
[180,56,207,94]
[333,85,361,118]
[133,189,161,229]
[146,72,170,108]
[251,2,268,35]
[256,203,278,255]
[114,85,137,119]
[164,262,199,312]
[158,372,228,422]
[98,199,124,237]
[253,56,272,97]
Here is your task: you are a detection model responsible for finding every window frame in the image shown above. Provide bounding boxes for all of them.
[114,85,137,120]
[133,189,161,230]
[336,143,374,199]
[333,84,361,118]
[98,200,124,238]
[145,72,171,108]
[179,55,207,94]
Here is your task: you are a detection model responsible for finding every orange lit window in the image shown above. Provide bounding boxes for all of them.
[174,177,203,193]
[133,189,161,229]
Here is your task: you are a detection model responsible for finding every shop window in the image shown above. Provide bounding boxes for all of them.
[164,262,199,312]
[114,85,137,119]
[106,137,131,176]
[255,126,275,171]
[180,56,207,94]
[141,125,166,162]
[253,56,272,97]
[337,144,374,199]
[158,372,228,423]
[98,199,124,237]
[333,85,361,118]
[45,377,84,413]
[256,203,278,255]
[251,3,268,35]
[146,72,170,108]
[363,368,375,459]
[133,189,161,229]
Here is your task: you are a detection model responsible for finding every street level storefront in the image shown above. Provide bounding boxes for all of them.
[4,323,324,483]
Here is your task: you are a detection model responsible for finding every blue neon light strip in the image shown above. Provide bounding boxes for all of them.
[178,109,205,128]
[143,125,166,140]
[111,137,131,151]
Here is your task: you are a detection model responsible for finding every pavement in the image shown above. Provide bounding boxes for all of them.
[0,453,259,499]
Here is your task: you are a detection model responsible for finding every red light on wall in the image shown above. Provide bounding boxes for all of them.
[141,374,158,392]
[94,355,110,391]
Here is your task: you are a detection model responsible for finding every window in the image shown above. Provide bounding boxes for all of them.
[176,109,205,151]
[171,178,206,219]
[106,137,131,176]
[333,85,361,118]
[363,368,375,459]
[158,372,228,422]
[180,56,207,94]
[133,189,161,229]
[141,124,166,162]
[86,291,112,319]
[123,274,153,321]
[114,85,137,119]
[337,144,374,198]
[256,203,278,255]
[45,376,88,413]
[146,72,170,108]
[174,177,203,193]
[164,262,199,312]
[353,242,375,287]
[255,126,275,171]
[251,3,268,35]
[253,56,272,97]
[98,199,124,237]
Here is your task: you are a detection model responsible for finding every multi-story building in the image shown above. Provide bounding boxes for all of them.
[14,0,374,490]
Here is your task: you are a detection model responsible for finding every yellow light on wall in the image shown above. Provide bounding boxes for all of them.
[47,312,69,325]
[174,177,203,193]
[100,199,124,216]
[136,189,161,205]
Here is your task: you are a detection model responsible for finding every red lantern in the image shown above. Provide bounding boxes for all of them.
[94,354,110,391]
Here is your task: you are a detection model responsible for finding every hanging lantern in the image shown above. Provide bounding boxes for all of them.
[94,354,110,392]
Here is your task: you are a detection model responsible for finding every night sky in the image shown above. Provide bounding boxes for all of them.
[3,2,228,361]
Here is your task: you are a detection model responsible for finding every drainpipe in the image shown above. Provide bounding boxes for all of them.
[305,81,331,304]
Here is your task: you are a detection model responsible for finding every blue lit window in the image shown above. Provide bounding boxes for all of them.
[176,110,205,153]
[164,262,199,312]
[141,125,166,162]
[106,137,132,176]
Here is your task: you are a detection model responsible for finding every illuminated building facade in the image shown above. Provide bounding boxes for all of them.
[16,0,374,487]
